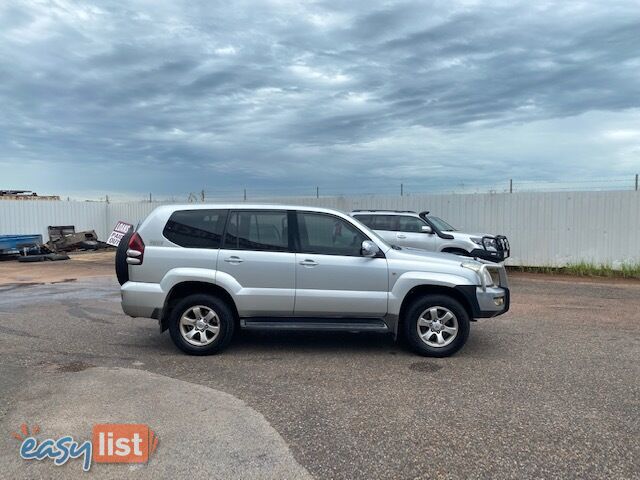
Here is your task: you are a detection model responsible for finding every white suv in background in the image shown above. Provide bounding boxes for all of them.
[351,210,510,262]
[117,204,510,357]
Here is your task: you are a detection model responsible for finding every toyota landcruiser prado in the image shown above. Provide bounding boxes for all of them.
[351,210,510,262]
[117,205,509,357]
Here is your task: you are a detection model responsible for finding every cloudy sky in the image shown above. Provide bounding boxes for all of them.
[1,0,639,200]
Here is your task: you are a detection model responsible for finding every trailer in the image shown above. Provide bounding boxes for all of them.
[0,234,43,256]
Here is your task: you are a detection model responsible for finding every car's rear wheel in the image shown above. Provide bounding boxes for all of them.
[168,294,235,355]
[404,294,470,357]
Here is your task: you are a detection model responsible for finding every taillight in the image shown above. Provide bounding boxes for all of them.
[126,232,145,265]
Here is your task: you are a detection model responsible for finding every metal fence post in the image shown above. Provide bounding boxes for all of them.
[509,179,513,193]
[635,174,638,191]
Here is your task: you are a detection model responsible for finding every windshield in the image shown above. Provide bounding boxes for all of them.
[427,216,457,232]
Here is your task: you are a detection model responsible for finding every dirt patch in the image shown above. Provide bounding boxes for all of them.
[56,361,95,372]
[409,361,443,373]
[0,251,115,285]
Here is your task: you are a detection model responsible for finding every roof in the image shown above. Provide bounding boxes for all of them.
[351,209,419,215]
[151,203,349,216]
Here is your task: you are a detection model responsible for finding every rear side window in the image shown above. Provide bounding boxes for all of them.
[163,209,227,248]
[372,215,397,231]
[354,214,375,228]
[223,210,289,252]
[297,212,367,256]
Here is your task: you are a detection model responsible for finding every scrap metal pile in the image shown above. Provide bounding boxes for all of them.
[0,225,113,262]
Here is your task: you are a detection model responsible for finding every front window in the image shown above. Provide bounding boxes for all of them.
[398,216,427,233]
[297,212,367,256]
[427,216,457,232]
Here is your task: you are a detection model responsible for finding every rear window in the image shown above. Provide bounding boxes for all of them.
[353,214,398,231]
[163,209,227,248]
[353,214,375,228]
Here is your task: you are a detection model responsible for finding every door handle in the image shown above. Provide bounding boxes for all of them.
[299,259,319,267]
[396,234,407,239]
[224,256,244,264]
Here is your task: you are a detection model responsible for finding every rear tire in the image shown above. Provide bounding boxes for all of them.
[18,255,46,263]
[115,230,133,286]
[403,294,470,357]
[168,294,235,355]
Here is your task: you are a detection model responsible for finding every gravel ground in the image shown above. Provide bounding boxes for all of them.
[0,262,638,479]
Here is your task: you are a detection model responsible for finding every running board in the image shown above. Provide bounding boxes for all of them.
[240,317,389,332]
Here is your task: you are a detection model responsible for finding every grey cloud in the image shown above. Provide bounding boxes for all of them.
[0,0,639,198]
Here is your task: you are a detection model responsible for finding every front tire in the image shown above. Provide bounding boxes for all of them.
[168,294,235,355]
[403,294,470,357]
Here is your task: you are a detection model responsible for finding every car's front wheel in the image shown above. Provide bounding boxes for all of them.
[168,294,235,355]
[404,294,470,357]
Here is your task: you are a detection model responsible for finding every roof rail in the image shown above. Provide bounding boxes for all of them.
[351,209,417,213]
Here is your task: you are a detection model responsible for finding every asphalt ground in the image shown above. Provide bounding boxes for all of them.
[0,258,638,479]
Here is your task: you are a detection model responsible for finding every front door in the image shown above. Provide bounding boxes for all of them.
[394,215,437,251]
[217,210,295,316]
[293,212,388,317]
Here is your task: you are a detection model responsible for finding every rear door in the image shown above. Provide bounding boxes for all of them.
[354,214,397,245]
[217,210,295,316]
[293,212,388,317]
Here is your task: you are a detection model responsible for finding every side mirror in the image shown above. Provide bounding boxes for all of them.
[421,225,433,234]
[361,240,380,257]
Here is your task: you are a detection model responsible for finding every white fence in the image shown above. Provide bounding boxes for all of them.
[1,190,639,267]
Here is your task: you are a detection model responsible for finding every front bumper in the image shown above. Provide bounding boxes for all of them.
[469,248,507,262]
[455,284,510,318]
[470,235,510,262]
[455,263,510,318]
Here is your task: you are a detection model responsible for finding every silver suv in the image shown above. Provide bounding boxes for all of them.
[351,210,510,262]
[117,205,509,357]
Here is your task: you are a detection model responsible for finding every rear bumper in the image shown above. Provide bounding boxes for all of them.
[120,281,165,319]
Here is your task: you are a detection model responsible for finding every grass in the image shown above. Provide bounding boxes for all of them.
[511,262,640,279]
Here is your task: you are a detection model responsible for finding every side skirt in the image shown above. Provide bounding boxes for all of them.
[240,317,390,332]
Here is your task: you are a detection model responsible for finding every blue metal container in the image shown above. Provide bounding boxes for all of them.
[0,234,43,255]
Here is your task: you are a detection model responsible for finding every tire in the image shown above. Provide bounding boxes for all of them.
[18,254,46,263]
[80,240,99,250]
[115,230,133,286]
[168,294,235,355]
[403,294,470,357]
[45,253,70,261]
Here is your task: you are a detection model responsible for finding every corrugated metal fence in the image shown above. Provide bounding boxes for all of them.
[1,190,638,267]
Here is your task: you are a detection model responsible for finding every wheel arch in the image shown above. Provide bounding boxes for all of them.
[160,281,239,332]
[440,247,471,256]
[398,284,475,335]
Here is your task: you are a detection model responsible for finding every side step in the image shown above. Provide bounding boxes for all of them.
[240,317,389,332]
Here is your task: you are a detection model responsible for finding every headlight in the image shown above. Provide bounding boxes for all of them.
[482,269,494,287]
[461,261,495,287]
[471,236,497,251]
